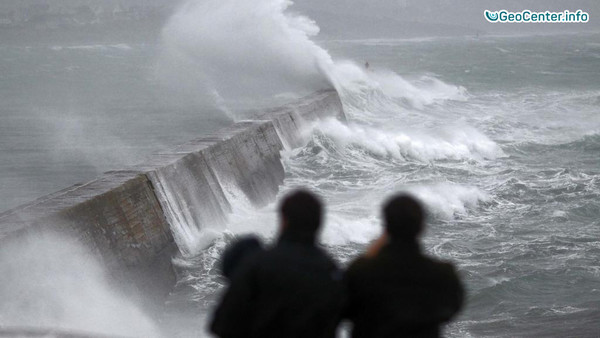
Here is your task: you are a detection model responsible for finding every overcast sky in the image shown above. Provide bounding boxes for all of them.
[293,0,600,36]
[0,0,598,38]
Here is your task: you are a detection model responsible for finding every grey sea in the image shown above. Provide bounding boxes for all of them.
[1,32,600,337]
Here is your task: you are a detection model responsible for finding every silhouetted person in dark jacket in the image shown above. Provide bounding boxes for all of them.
[345,194,464,338]
[210,189,345,338]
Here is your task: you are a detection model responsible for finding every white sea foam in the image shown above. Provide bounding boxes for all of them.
[327,60,468,111]
[404,183,491,219]
[321,212,380,245]
[313,118,503,162]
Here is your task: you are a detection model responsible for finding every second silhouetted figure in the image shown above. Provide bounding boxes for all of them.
[345,194,464,338]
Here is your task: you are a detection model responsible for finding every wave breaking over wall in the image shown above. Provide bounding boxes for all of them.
[0,89,345,302]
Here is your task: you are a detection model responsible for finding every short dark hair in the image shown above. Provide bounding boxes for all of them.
[383,194,425,240]
[279,189,323,238]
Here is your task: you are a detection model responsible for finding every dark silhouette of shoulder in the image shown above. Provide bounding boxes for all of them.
[346,242,463,338]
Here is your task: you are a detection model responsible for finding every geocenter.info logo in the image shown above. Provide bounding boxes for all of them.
[485,10,589,23]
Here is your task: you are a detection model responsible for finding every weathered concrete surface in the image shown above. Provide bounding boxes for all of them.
[258,89,346,149]
[0,171,177,304]
[138,121,285,255]
[0,88,345,303]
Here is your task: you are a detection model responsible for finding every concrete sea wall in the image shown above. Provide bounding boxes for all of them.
[0,89,345,301]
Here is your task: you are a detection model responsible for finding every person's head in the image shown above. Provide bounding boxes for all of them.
[278,189,323,242]
[382,194,425,242]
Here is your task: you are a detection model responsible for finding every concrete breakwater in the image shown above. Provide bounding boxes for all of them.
[0,89,345,303]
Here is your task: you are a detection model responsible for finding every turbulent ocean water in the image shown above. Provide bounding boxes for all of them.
[1,4,600,338]
[320,34,600,337]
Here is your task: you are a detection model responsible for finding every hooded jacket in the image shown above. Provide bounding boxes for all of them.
[210,231,345,338]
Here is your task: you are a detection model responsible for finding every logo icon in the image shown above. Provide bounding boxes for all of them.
[485,10,499,22]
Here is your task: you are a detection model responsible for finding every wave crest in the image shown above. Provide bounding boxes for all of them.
[328,61,468,113]
[311,118,503,163]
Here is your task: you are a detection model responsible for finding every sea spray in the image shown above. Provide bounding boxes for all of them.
[327,60,468,111]
[0,234,159,337]
[310,118,503,163]
[405,184,491,220]
[157,0,334,113]
[157,0,470,120]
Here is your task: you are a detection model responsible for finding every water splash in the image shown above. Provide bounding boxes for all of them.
[157,0,334,112]
[312,118,503,163]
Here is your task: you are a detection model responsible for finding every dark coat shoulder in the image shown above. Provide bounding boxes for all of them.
[345,242,464,338]
[211,239,346,338]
